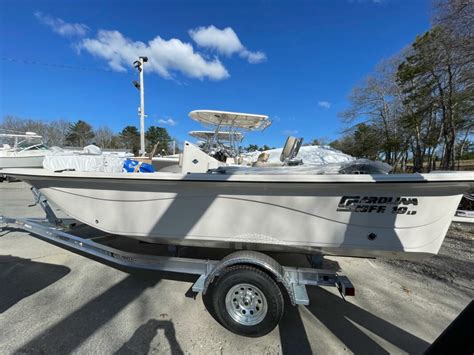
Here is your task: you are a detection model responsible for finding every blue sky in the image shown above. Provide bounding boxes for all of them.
[0,0,431,147]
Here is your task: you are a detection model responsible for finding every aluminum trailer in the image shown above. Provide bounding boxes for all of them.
[0,188,354,337]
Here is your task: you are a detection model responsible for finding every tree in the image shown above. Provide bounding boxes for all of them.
[339,2,473,171]
[397,26,473,170]
[0,116,71,147]
[340,55,407,166]
[330,136,357,156]
[434,0,474,169]
[397,42,442,172]
[245,144,259,152]
[46,119,70,147]
[145,126,171,155]
[94,126,116,149]
[65,120,95,147]
[434,0,473,55]
[119,126,140,155]
[351,123,382,159]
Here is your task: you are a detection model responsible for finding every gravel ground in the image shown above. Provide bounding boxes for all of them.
[384,223,473,296]
[0,181,472,354]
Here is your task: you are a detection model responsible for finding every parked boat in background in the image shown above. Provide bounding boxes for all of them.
[0,132,50,169]
[152,110,270,172]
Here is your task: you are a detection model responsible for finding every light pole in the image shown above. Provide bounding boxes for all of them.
[133,56,148,156]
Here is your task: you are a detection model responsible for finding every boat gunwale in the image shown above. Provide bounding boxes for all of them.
[3,169,474,185]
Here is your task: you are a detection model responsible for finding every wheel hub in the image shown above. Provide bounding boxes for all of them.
[225,283,268,326]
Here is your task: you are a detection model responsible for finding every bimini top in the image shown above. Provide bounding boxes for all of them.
[189,110,271,131]
[0,132,42,139]
[189,130,244,142]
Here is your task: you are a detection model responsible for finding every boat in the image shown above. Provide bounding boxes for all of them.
[3,166,473,260]
[0,132,50,169]
[189,110,270,162]
[152,110,270,171]
[189,110,271,131]
[189,130,244,157]
[151,130,244,172]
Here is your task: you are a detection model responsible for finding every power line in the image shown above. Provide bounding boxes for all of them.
[1,56,127,74]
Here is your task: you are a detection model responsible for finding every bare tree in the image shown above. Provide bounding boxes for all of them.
[94,126,115,149]
[340,55,407,165]
[433,0,474,168]
[0,116,72,147]
[43,119,70,147]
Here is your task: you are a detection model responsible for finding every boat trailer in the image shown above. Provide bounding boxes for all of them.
[0,188,354,337]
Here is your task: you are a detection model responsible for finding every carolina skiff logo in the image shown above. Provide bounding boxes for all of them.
[337,196,418,215]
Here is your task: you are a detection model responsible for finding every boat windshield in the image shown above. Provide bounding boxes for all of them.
[16,140,49,150]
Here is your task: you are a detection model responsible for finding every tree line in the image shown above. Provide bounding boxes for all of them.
[331,0,473,172]
[0,116,176,156]
[242,144,276,152]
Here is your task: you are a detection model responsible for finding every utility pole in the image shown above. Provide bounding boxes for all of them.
[133,56,148,156]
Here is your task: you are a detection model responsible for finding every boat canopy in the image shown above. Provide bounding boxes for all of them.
[189,110,271,131]
[0,132,43,139]
[189,130,244,142]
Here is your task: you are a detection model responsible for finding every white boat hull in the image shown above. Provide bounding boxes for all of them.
[5,169,473,260]
[0,154,45,169]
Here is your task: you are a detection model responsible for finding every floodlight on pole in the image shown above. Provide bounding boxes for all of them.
[133,56,148,156]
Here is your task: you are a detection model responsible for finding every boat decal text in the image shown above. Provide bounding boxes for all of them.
[337,196,418,215]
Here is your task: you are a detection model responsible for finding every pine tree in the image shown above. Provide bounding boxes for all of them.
[65,120,95,147]
[119,126,140,155]
[145,126,171,155]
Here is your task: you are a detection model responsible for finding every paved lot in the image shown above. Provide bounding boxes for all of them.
[0,182,472,354]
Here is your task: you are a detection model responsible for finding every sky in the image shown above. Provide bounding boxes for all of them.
[0,0,432,148]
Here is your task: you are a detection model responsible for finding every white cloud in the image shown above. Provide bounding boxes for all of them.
[158,118,177,126]
[78,30,229,80]
[189,26,242,56]
[318,101,331,109]
[34,11,89,37]
[282,129,299,136]
[240,49,267,64]
[35,15,263,80]
[189,25,266,64]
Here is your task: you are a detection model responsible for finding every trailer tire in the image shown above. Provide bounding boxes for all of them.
[211,265,284,337]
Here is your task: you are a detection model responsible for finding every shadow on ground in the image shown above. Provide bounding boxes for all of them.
[0,255,70,313]
[115,319,183,355]
[305,287,429,354]
[13,269,193,355]
[2,231,430,354]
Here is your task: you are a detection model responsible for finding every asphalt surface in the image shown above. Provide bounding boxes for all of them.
[0,182,472,354]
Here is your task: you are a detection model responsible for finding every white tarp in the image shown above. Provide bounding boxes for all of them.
[43,145,132,173]
[227,146,392,175]
[214,159,392,175]
[242,145,355,165]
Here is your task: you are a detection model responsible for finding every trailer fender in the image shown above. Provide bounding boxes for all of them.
[202,250,297,305]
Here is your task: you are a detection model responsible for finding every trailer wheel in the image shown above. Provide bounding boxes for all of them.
[211,265,284,337]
